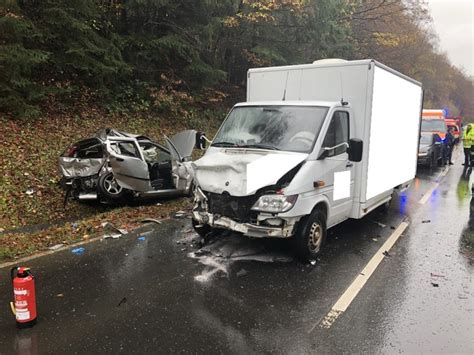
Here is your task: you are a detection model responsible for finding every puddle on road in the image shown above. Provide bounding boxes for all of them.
[184,233,293,283]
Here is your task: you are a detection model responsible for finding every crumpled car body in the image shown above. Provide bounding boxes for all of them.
[59,128,199,203]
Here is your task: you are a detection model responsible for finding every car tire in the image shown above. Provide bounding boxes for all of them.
[97,172,128,203]
[293,208,327,262]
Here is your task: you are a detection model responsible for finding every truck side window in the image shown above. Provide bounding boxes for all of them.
[322,111,349,156]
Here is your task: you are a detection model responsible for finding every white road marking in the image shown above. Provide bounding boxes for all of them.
[418,166,449,204]
[315,221,409,330]
[419,183,438,205]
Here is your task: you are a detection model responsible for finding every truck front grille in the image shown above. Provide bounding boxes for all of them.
[205,192,258,223]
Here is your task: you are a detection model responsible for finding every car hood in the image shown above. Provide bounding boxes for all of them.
[192,148,308,196]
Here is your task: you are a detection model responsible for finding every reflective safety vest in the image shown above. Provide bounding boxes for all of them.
[463,126,474,148]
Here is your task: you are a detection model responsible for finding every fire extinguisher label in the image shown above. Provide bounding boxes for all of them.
[16,309,31,321]
[14,289,28,296]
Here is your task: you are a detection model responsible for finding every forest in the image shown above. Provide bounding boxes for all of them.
[1,0,473,119]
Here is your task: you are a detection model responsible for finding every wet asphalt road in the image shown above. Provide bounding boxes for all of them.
[0,147,472,354]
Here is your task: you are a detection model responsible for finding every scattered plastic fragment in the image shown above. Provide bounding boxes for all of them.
[431,282,439,287]
[174,210,186,218]
[71,247,85,255]
[236,269,248,277]
[140,218,162,225]
[372,221,386,228]
[103,233,122,240]
[422,220,431,223]
[430,273,445,278]
[49,244,64,250]
[117,297,127,307]
[25,188,35,195]
[372,238,378,242]
[310,260,317,265]
[156,202,163,206]
[390,226,396,230]
[101,222,128,239]
[383,251,390,257]
[56,294,64,297]
[137,236,146,241]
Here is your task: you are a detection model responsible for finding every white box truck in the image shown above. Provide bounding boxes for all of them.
[191,59,423,260]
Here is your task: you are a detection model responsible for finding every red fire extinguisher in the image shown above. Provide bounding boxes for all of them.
[11,266,37,328]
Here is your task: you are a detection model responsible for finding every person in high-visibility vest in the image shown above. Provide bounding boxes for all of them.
[462,123,474,166]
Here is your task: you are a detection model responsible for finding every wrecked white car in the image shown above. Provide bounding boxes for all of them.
[59,128,205,204]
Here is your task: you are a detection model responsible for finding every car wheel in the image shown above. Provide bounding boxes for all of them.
[97,172,128,202]
[293,208,327,261]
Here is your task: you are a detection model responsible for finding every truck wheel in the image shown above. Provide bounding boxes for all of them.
[293,208,327,261]
[97,172,128,203]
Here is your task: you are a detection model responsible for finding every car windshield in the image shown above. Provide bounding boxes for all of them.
[212,106,329,153]
[421,119,446,132]
[420,135,432,144]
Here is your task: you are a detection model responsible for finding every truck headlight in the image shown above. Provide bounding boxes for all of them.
[251,194,298,213]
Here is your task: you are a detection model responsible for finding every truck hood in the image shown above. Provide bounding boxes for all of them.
[192,149,307,196]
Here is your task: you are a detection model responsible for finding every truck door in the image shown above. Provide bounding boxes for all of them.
[320,110,354,224]
[106,138,152,192]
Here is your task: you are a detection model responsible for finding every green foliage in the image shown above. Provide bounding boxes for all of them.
[0,0,471,117]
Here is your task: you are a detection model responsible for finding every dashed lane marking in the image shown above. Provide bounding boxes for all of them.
[314,221,409,331]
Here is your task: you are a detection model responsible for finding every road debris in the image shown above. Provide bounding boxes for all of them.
[372,221,387,228]
[71,247,85,255]
[137,236,146,241]
[430,273,445,278]
[140,218,162,225]
[372,238,379,242]
[25,188,35,195]
[173,210,187,219]
[56,294,64,297]
[49,244,64,250]
[310,260,317,265]
[383,251,390,257]
[117,297,127,307]
[101,221,128,239]
[236,269,248,277]
[422,220,431,223]
[431,282,439,287]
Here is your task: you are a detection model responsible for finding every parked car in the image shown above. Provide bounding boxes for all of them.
[59,128,205,204]
[418,132,443,168]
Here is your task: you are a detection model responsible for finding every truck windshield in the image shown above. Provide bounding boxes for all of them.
[421,119,446,132]
[212,106,329,153]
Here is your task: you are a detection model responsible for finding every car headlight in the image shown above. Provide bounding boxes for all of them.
[251,194,298,213]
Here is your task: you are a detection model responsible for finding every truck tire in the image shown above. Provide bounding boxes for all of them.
[293,208,327,261]
[97,172,128,203]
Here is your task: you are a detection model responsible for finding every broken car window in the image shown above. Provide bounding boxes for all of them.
[110,142,140,158]
[212,106,329,153]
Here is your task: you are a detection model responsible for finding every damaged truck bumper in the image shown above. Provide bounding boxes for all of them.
[192,211,298,238]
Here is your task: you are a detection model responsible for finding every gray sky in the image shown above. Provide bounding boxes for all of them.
[427,0,474,77]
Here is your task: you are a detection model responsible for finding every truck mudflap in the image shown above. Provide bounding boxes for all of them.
[192,211,299,238]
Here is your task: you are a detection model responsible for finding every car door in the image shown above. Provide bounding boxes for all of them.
[106,137,152,192]
[319,110,354,225]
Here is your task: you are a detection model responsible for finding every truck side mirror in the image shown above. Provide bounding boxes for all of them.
[195,131,207,150]
[348,139,363,162]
